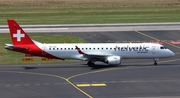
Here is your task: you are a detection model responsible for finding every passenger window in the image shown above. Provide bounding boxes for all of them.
[160,47,164,49]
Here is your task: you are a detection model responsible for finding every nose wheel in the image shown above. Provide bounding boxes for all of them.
[154,58,159,65]
[154,60,157,65]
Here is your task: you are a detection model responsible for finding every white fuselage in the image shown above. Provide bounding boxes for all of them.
[37,43,175,60]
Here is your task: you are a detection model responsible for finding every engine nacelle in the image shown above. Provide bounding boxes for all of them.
[105,56,121,65]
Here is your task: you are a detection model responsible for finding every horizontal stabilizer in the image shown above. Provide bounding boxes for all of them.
[5,44,28,50]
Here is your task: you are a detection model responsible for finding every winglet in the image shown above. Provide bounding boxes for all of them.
[75,46,85,54]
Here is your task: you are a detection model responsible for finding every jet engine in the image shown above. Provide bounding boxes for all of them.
[105,56,121,65]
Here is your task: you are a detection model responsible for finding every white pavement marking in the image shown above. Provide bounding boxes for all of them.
[1,23,180,33]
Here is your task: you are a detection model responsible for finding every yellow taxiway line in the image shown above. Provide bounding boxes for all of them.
[76,83,106,87]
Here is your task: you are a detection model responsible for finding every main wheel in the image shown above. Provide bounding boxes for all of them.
[154,58,159,65]
[87,61,95,67]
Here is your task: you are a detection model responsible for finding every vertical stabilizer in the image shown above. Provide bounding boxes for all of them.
[7,20,34,45]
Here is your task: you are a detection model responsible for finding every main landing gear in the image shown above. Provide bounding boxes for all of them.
[87,61,95,67]
[154,58,159,65]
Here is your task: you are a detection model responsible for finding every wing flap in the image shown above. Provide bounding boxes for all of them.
[84,53,111,57]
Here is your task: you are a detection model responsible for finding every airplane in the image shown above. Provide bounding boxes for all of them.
[5,19,175,67]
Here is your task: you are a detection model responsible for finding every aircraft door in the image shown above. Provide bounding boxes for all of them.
[152,46,156,54]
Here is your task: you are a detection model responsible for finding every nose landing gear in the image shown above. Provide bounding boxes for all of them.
[154,58,159,65]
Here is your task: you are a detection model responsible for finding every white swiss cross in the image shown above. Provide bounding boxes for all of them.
[13,30,25,42]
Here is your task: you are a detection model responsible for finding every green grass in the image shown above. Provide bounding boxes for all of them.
[0,33,86,64]
[0,7,180,24]
[1,0,180,24]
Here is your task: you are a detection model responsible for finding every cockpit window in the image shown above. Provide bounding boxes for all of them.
[160,47,164,49]
[160,46,167,49]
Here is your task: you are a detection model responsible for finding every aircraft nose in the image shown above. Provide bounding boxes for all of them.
[169,50,175,57]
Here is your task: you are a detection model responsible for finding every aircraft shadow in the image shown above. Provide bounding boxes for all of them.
[22,63,177,70]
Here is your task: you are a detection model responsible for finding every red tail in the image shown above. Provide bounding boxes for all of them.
[7,20,34,45]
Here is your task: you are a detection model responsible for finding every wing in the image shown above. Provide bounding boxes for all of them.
[75,46,112,61]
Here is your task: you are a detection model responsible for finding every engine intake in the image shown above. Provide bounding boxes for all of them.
[105,56,121,65]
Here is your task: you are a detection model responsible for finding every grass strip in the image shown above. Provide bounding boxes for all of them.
[0,7,180,24]
[1,0,180,24]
